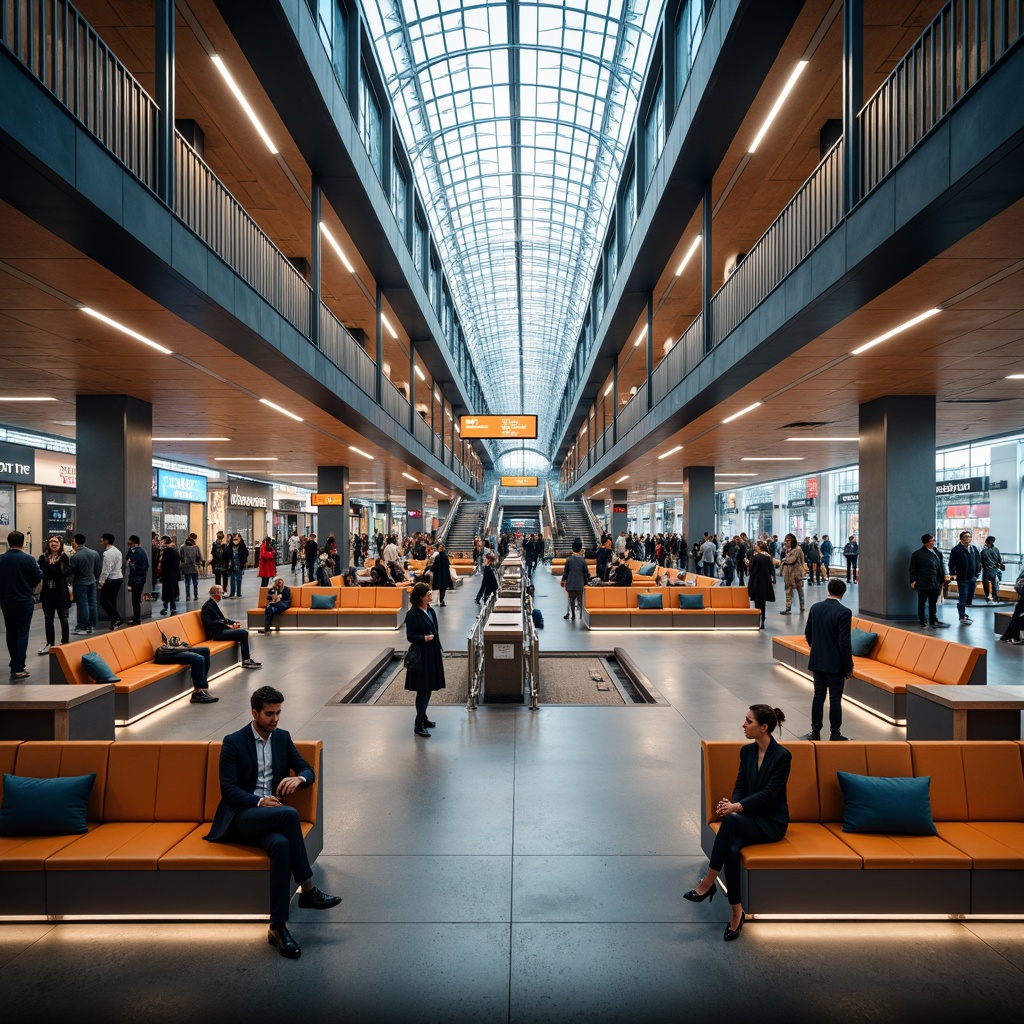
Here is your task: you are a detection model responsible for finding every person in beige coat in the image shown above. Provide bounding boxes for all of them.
[779,533,806,615]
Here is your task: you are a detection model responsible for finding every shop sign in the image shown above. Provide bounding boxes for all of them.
[276,499,303,512]
[407,509,422,519]
[311,493,345,506]
[990,480,1008,490]
[612,504,627,514]
[788,498,815,509]
[745,501,773,512]
[0,442,34,483]
[501,476,538,487]
[35,451,76,487]
[806,476,819,499]
[936,476,989,496]
[837,492,859,504]
[156,469,208,503]
[459,414,537,439]
[227,479,271,509]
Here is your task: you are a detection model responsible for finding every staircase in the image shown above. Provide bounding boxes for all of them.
[501,504,542,536]
[443,501,488,556]
[552,501,600,556]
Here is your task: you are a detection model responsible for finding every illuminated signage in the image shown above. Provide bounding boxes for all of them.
[156,469,208,503]
[501,476,538,487]
[311,492,345,506]
[612,504,628,514]
[459,415,538,439]
[407,509,422,518]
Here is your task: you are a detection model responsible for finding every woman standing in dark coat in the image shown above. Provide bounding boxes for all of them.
[746,540,776,629]
[38,535,72,654]
[431,543,454,606]
[405,582,446,737]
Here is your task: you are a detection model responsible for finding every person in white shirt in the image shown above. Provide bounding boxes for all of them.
[287,530,302,573]
[98,533,125,629]
[382,535,401,564]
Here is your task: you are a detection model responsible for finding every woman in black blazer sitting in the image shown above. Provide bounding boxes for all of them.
[404,581,446,737]
[684,704,790,940]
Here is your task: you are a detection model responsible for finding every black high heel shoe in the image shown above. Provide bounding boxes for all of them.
[683,881,716,903]
[723,911,745,941]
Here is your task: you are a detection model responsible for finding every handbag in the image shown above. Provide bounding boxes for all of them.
[403,644,423,672]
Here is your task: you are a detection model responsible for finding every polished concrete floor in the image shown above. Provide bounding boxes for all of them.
[2,569,1023,1022]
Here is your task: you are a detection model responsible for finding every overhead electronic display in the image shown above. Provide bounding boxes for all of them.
[459,415,538,439]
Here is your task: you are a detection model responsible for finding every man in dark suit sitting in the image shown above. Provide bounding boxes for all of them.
[201,584,261,669]
[804,578,854,741]
[206,685,340,958]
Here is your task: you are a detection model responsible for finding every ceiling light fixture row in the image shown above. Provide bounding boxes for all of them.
[658,445,683,460]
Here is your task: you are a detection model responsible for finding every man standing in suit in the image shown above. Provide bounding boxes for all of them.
[804,578,854,741]
[206,685,340,958]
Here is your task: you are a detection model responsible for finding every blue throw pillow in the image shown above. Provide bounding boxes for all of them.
[0,773,96,835]
[639,563,657,576]
[677,593,704,610]
[637,592,663,609]
[850,627,879,657]
[310,593,337,609]
[80,652,120,683]
[837,772,937,835]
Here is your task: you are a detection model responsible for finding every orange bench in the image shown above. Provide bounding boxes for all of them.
[701,739,1024,915]
[247,585,409,629]
[49,612,242,725]
[582,584,760,629]
[773,617,986,724]
[0,739,322,918]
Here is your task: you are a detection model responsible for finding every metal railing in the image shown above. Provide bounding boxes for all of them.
[380,377,410,424]
[435,495,461,547]
[2,0,158,187]
[484,484,500,537]
[581,495,603,542]
[615,380,648,437]
[860,0,1023,194]
[412,412,434,452]
[650,312,702,406]
[543,481,557,539]
[524,598,539,711]
[319,305,376,398]
[466,595,492,710]
[712,139,843,347]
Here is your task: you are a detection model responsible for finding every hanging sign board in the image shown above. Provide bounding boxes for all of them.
[459,415,538,439]
[311,493,345,506]
[501,476,538,487]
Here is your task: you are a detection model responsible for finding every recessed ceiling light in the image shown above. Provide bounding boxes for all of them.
[153,436,231,441]
[401,472,418,482]
[715,473,757,477]
[320,223,355,272]
[740,457,804,462]
[211,54,278,153]
[214,457,279,461]
[633,323,648,348]
[851,308,941,355]
[82,307,172,354]
[615,475,629,483]
[414,366,426,382]
[658,445,683,460]
[604,382,613,397]
[259,398,303,422]
[579,423,588,436]
[0,396,57,402]
[722,402,762,424]
[434,488,446,495]
[1006,374,1024,379]
[675,234,702,276]
[348,481,377,485]
[380,313,399,340]
[749,60,808,153]
[349,446,374,460]
[660,481,684,485]
[785,437,858,442]
[593,488,606,495]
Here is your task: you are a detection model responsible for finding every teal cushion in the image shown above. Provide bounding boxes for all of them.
[637,593,663,609]
[837,772,937,835]
[677,593,704,610]
[310,593,337,609]
[850,627,879,657]
[80,652,120,683]
[638,563,657,576]
[0,773,96,835]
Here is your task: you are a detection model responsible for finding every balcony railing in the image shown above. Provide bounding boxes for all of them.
[1,0,157,187]
[860,0,1023,193]
[650,312,702,406]
[319,306,376,399]
[616,380,648,437]
[380,377,410,424]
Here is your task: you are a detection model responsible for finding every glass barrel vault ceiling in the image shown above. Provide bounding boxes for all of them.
[363,0,661,461]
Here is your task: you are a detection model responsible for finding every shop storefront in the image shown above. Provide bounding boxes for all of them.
[273,494,316,557]
[152,469,208,551]
[744,500,773,541]
[216,478,274,563]
[0,441,77,555]
[835,492,860,556]
[787,497,816,538]
[936,475,991,550]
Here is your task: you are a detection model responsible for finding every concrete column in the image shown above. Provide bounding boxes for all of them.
[611,489,628,539]
[155,0,175,206]
[858,395,935,620]
[76,395,152,623]
[310,177,322,349]
[405,489,424,538]
[683,467,716,551]
[316,465,349,573]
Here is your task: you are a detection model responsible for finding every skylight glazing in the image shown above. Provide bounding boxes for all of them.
[363,0,661,460]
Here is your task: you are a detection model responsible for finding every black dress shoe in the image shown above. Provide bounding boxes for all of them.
[297,886,342,910]
[268,925,301,958]
[723,911,745,941]
[830,733,850,741]
[414,724,431,737]
[563,613,570,619]
[190,690,219,704]
[804,732,821,741]
[422,718,436,728]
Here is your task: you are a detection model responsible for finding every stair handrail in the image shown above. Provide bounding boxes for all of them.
[581,495,603,545]
[435,495,462,548]
[483,485,500,537]
[543,481,557,539]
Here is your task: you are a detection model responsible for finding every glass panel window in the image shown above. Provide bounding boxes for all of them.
[359,61,383,178]
[675,0,705,103]
[413,217,426,282]
[605,229,617,293]
[392,160,409,238]
[644,74,665,186]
